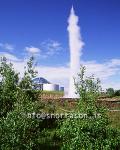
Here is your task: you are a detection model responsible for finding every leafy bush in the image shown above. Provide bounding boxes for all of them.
[0,56,60,150]
[59,66,120,150]
[0,100,43,150]
[0,89,59,149]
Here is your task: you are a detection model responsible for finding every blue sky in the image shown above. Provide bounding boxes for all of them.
[0,0,120,91]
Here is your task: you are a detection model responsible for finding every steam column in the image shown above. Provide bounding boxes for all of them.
[67,6,84,98]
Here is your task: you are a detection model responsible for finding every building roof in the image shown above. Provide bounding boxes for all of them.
[32,77,50,84]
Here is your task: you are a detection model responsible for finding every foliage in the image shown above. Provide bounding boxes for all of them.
[59,66,120,150]
[74,66,102,112]
[0,100,43,150]
[1,57,120,150]
[0,57,19,117]
[106,88,115,98]
[19,56,37,90]
[0,56,60,150]
[114,90,120,96]
[0,89,59,149]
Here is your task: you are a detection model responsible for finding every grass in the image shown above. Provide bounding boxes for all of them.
[43,90,64,95]
[39,90,64,95]
[113,96,120,99]
[108,111,120,129]
[41,99,120,130]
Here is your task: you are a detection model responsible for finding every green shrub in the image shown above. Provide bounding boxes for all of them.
[0,89,59,150]
[0,57,59,150]
[0,100,43,150]
[59,66,120,150]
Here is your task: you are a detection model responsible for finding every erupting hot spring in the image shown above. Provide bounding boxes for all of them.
[67,6,84,98]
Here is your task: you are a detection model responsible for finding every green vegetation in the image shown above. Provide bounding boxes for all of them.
[106,88,115,98]
[59,66,120,150]
[108,111,120,130]
[42,90,64,95]
[106,87,120,97]
[0,57,59,149]
[114,90,120,97]
[0,58,120,150]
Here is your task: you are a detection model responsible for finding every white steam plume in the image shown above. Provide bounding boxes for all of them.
[67,6,84,98]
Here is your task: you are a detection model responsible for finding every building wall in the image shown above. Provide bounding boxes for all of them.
[60,87,64,91]
[43,84,59,91]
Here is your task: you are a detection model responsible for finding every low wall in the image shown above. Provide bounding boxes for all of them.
[97,100,120,110]
[38,93,120,110]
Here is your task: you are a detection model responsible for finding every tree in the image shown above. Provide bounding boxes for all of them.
[0,56,42,149]
[18,56,40,102]
[0,57,58,150]
[19,56,37,90]
[114,90,120,96]
[106,88,115,98]
[59,66,120,150]
[0,57,19,117]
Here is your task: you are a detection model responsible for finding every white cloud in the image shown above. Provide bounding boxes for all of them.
[0,52,21,62]
[35,59,120,91]
[12,60,27,76]
[102,81,120,90]
[1,52,120,91]
[0,43,14,51]
[25,46,41,54]
[108,59,120,67]
[82,61,118,79]
[13,59,120,91]
[36,66,69,82]
[41,40,62,56]
[52,41,61,48]
[24,40,62,59]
